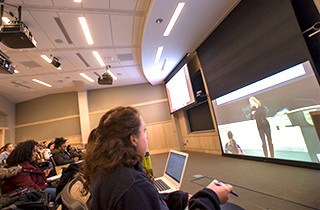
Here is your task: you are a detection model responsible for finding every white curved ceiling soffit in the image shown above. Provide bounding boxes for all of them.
[142,0,240,85]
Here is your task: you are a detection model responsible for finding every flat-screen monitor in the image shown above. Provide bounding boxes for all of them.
[165,63,196,114]
[212,61,320,167]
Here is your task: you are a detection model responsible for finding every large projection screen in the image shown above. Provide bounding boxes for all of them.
[212,61,320,167]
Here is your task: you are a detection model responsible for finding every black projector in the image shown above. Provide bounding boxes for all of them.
[0,50,14,74]
[0,22,37,49]
[98,73,113,85]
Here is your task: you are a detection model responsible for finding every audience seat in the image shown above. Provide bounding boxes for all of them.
[58,177,90,210]
[50,156,69,175]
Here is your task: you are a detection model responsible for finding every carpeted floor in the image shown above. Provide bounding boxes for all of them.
[150,151,320,210]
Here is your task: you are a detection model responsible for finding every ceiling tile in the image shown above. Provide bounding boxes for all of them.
[123,66,141,78]
[58,13,91,48]
[53,0,82,7]
[20,61,42,68]
[22,0,53,6]
[111,15,134,46]
[85,14,113,47]
[82,0,110,9]
[109,68,129,79]
[110,0,137,10]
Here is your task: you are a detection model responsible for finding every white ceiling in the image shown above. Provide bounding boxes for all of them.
[0,0,240,103]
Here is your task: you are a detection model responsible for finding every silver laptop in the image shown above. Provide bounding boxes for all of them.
[154,150,189,193]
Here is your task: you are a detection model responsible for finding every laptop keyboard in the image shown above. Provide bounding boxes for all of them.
[154,179,171,191]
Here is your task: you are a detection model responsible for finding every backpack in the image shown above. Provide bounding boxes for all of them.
[0,186,50,210]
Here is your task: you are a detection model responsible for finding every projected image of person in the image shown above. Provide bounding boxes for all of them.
[249,97,274,158]
[224,131,244,155]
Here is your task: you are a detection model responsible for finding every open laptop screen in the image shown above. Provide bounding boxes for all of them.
[165,152,186,183]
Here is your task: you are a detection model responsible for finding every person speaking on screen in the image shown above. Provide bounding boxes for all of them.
[249,97,274,158]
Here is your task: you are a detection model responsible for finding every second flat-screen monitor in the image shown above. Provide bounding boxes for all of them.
[165,63,196,113]
[212,61,320,165]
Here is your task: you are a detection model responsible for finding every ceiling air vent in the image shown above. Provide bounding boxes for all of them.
[117,53,133,61]
[76,53,90,67]
[54,17,73,44]
[11,81,31,89]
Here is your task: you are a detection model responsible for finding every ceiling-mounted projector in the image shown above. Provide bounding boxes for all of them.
[0,5,37,49]
[94,65,113,85]
[51,57,61,68]
[0,50,15,74]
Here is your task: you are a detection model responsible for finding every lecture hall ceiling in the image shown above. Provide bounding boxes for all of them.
[0,0,239,103]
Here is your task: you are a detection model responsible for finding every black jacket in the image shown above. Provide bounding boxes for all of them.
[87,163,221,210]
[51,149,74,166]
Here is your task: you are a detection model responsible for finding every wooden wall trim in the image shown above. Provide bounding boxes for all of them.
[89,99,168,116]
[15,114,80,128]
[15,98,168,128]
[146,120,172,126]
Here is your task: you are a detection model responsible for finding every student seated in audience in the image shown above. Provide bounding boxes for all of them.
[67,145,83,160]
[0,143,14,165]
[37,142,45,153]
[52,137,79,166]
[35,143,54,174]
[82,106,233,210]
[42,141,55,161]
[1,140,56,202]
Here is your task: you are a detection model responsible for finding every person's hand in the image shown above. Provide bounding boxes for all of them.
[74,157,79,162]
[43,168,52,177]
[206,182,233,204]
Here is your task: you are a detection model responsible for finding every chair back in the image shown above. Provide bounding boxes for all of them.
[50,156,69,175]
[58,177,89,210]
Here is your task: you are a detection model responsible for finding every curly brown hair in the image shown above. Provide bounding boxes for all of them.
[82,106,142,195]
[6,140,37,166]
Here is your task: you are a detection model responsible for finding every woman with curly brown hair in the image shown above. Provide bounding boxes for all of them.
[82,106,233,210]
[1,140,56,202]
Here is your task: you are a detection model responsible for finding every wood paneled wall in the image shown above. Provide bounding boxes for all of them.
[39,120,178,154]
[146,121,177,154]
[176,110,222,155]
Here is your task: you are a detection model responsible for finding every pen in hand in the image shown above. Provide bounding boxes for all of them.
[214,181,238,197]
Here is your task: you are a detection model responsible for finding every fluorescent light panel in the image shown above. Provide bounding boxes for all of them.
[79,17,93,45]
[32,79,52,87]
[92,51,105,66]
[163,2,185,36]
[2,17,10,24]
[80,73,94,82]
[107,70,117,80]
[41,55,52,63]
[216,63,306,105]
[154,46,163,64]
[74,0,81,2]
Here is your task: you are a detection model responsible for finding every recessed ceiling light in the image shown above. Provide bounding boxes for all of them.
[80,73,94,82]
[14,70,19,73]
[32,79,52,87]
[156,18,163,24]
[74,0,81,2]
[79,17,93,45]
[92,51,105,66]
[154,46,163,64]
[163,2,185,36]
